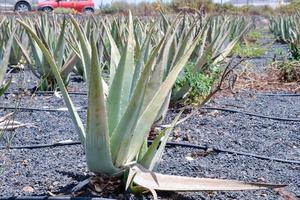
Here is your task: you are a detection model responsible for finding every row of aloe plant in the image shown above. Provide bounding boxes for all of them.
[0,22,15,96]
[269,14,300,60]
[1,14,249,92]
[0,12,281,198]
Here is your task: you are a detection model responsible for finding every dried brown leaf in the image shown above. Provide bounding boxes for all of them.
[274,188,299,200]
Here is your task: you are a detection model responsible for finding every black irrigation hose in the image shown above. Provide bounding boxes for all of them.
[0,197,114,200]
[165,141,300,165]
[4,91,87,96]
[1,105,300,122]
[0,106,87,112]
[32,91,88,96]
[4,91,88,96]
[1,140,300,165]
[203,106,300,122]
[3,90,300,97]
[257,93,300,97]
[0,141,81,149]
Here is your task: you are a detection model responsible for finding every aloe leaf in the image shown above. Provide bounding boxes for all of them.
[111,38,164,167]
[130,165,284,198]
[131,25,154,94]
[142,24,177,111]
[27,27,44,76]
[0,78,11,96]
[60,53,78,78]
[172,23,196,67]
[18,19,86,143]
[54,17,66,69]
[213,23,251,64]
[107,11,135,135]
[85,36,118,174]
[69,15,91,80]
[140,110,183,170]
[101,20,120,82]
[121,30,203,165]
[70,16,109,92]
[196,27,209,60]
[14,36,40,78]
[0,28,15,85]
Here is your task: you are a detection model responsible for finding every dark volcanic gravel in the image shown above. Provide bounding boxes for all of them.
[1,83,299,199]
[0,38,300,199]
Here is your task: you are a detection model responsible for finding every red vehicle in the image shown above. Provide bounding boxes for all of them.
[37,0,95,13]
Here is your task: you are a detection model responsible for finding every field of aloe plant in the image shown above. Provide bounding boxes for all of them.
[0,12,299,200]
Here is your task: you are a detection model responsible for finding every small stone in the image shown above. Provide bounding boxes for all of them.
[52,181,59,186]
[183,133,191,141]
[22,186,34,193]
[185,156,194,161]
[257,177,266,182]
[94,183,102,192]
[21,160,28,167]
[261,193,268,197]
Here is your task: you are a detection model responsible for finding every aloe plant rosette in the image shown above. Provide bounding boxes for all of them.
[18,12,282,198]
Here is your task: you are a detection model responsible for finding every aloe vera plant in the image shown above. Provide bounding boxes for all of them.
[269,15,300,60]
[18,15,77,91]
[172,16,252,102]
[0,16,28,67]
[0,24,15,96]
[18,12,281,198]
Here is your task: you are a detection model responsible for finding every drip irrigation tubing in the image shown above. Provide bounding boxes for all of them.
[257,93,300,97]
[1,140,299,165]
[2,105,299,123]
[3,90,300,97]
[33,91,88,96]
[4,91,88,96]
[0,106,87,112]
[203,107,300,122]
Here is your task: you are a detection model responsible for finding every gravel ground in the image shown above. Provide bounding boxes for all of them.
[0,30,299,199]
[1,82,299,199]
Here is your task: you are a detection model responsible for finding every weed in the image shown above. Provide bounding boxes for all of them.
[290,43,300,60]
[232,42,266,58]
[174,62,220,103]
[246,30,263,41]
[272,60,300,82]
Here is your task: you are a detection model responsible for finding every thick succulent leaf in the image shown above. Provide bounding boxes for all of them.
[142,29,175,110]
[172,24,196,67]
[18,19,86,143]
[129,165,284,200]
[101,20,120,82]
[140,110,183,170]
[27,28,44,75]
[121,31,203,165]
[70,16,109,94]
[0,28,15,85]
[111,39,164,167]
[85,36,118,174]
[69,15,91,80]
[60,53,78,78]
[196,28,209,60]
[212,29,231,56]
[54,17,66,69]
[213,23,251,64]
[107,11,135,135]
[14,36,40,78]
[131,26,154,94]
[0,78,11,96]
